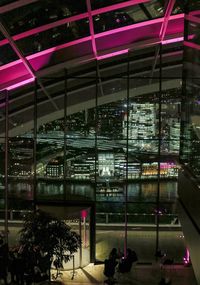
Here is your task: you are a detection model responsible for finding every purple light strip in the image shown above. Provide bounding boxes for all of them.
[26,36,91,60]
[86,0,97,57]
[97,49,129,60]
[186,14,200,24]
[0,0,38,14]
[184,41,200,51]
[159,0,176,41]
[0,36,91,72]
[6,77,35,91]
[0,21,35,78]
[0,59,22,71]
[190,10,200,16]
[0,39,9,47]
[162,36,183,44]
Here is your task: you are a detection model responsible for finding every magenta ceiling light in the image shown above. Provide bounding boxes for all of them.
[6,77,35,91]
[184,41,200,51]
[97,49,129,60]
[162,36,184,45]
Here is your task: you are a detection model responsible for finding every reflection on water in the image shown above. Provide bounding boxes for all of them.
[7,180,177,202]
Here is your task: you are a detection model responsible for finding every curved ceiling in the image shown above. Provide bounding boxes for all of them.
[0,0,184,136]
[0,0,184,90]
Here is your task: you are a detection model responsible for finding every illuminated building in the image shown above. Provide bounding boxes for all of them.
[123,103,156,144]
[46,157,64,178]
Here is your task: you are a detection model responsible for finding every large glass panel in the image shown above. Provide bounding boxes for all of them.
[65,182,94,201]
[96,101,124,139]
[143,0,166,18]
[0,90,5,139]
[181,10,200,175]
[37,135,64,179]
[17,19,90,56]
[96,201,125,260]
[9,73,34,184]
[1,0,87,35]
[91,0,132,10]
[63,73,96,201]
[96,140,126,184]
[172,2,184,15]
[8,83,34,216]
[8,137,34,178]
[8,84,35,137]
[8,179,33,201]
[162,43,183,80]
[36,77,65,200]
[0,44,18,65]
[161,95,181,155]
[187,18,200,45]
[93,4,148,33]
[36,181,64,200]
[188,1,200,12]
[128,180,177,203]
[0,90,5,236]
[158,201,185,263]
[127,202,156,262]
[158,228,185,263]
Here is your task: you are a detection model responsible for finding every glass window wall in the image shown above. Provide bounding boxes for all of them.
[2,43,185,264]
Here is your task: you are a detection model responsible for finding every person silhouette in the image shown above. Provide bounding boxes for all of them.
[104,257,118,284]
[0,238,8,285]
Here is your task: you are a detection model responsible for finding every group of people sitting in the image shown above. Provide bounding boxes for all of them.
[104,248,138,284]
[0,238,50,285]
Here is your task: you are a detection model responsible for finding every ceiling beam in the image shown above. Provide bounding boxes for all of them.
[0,18,59,111]
[86,0,104,97]
[149,0,176,83]
[0,0,38,14]
[139,3,153,20]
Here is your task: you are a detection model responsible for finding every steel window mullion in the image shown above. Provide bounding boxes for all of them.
[4,89,8,244]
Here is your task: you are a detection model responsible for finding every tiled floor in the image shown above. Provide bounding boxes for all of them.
[1,222,197,284]
[52,263,197,285]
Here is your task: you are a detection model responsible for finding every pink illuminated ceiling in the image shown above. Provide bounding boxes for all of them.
[0,0,185,91]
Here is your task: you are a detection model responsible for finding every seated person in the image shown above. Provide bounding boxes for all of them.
[104,258,118,284]
[118,248,138,273]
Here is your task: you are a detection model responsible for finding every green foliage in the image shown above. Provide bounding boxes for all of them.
[19,209,81,268]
